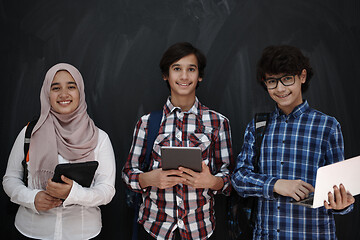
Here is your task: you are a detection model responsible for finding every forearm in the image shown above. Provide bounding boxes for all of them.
[3,176,41,211]
[231,166,278,199]
[63,181,115,207]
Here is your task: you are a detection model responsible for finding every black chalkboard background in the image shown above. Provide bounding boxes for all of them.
[1,0,359,239]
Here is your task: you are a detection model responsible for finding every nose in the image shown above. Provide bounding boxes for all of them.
[180,70,189,80]
[59,88,70,98]
[276,80,286,91]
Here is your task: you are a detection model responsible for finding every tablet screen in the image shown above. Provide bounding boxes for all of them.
[161,146,202,172]
[52,161,98,187]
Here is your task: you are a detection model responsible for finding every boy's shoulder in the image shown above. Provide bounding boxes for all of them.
[304,107,340,126]
[202,107,230,124]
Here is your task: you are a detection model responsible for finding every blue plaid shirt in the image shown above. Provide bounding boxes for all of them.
[231,100,353,240]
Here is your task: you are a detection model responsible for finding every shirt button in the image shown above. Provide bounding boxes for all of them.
[277,206,280,210]
[277,229,280,232]
[178,219,184,228]
[281,162,284,165]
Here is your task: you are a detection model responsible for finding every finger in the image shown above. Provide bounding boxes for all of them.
[292,193,301,202]
[296,189,307,200]
[339,184,348,202]
[324,200,332,209]
[333,185,342,205]
[167,176,185,182]
[328,192,336,207]
[347,193,355,205]
[61,175,72,184]
[299,185,311,195]
[44,193,57,201]
[163,169,183,176]
[47,180,62,189]
[180,173,192,181]
[165,176,186,186]
[47,178,53,185]
[302,182,315,192]
[201,161,209,172]
[178,167,196,177]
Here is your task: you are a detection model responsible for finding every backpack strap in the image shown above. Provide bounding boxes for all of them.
[21,118,39,186]
[141,110,163,171]
[248,113,270,226]
[229,113,271,239]
[253,113,270,173]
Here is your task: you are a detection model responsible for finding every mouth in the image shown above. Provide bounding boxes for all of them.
[57,100,72,105]
[276,92,291,99]
[176,82,192,87]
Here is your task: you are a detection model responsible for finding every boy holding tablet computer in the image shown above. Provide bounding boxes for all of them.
[122,42,233,240]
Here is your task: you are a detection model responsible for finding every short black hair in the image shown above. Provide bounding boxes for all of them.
[256,45,314,92]
[159,42,206,89]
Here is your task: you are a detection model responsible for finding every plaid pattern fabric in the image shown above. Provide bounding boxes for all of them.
[231,100,353,240]
[123,97,233,240]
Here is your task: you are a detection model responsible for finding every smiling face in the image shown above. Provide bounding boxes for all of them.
[49,70,80,115]
[164,53,202,105]
[266,69,306,115]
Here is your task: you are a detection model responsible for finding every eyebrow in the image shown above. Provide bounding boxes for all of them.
[264,74,289,80]
[171,63,198,68]
[50,81,77,87]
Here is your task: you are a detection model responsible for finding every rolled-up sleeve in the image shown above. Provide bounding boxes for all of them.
[122,115,149,193]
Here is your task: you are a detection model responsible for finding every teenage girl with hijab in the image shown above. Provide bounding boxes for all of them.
[3,63,116,240]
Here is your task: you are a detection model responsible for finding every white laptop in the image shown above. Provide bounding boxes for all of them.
[291,155,360,208]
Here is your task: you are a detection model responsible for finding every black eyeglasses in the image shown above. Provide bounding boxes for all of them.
[263,75,296,89]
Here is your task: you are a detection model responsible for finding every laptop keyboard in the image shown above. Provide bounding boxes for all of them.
[300,197,314,205]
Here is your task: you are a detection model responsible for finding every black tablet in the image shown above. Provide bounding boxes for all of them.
[161,146,202,172]
[52,161,99,187]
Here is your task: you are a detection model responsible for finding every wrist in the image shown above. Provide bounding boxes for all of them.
[139,172,151,189]
[210,176,224,191]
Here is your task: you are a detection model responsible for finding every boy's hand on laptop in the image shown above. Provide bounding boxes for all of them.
[274,179,315,201]
[179,161,224,190]
[324,184,355,210]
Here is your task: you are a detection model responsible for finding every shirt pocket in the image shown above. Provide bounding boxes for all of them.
[151,133,170,169]
[189,132,212,163]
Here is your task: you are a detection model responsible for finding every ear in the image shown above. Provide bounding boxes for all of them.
[300,69,307,84]
[198,77,203,82]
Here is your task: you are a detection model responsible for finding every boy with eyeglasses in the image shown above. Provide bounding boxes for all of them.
[231,45,355,239]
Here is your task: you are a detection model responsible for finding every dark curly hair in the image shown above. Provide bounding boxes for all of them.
[256,45,314,92]
[159,42,206,89]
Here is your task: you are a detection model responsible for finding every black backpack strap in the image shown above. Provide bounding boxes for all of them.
[248,113,270,226]
[229,113,271,239]
[253,113,270,173]
[21,118,39,187]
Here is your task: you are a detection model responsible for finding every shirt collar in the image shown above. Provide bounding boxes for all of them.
[274,100,309,119]
[163,96,201,116]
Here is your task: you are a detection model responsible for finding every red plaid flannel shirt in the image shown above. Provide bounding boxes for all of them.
[123,97,233,240]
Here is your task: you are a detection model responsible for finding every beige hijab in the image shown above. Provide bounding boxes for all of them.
[28,63,98,189]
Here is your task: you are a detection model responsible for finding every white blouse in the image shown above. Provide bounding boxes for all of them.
[3,126,116,240]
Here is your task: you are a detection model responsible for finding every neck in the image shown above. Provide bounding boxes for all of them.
[170,95,196,112]
[279,100,304,116]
